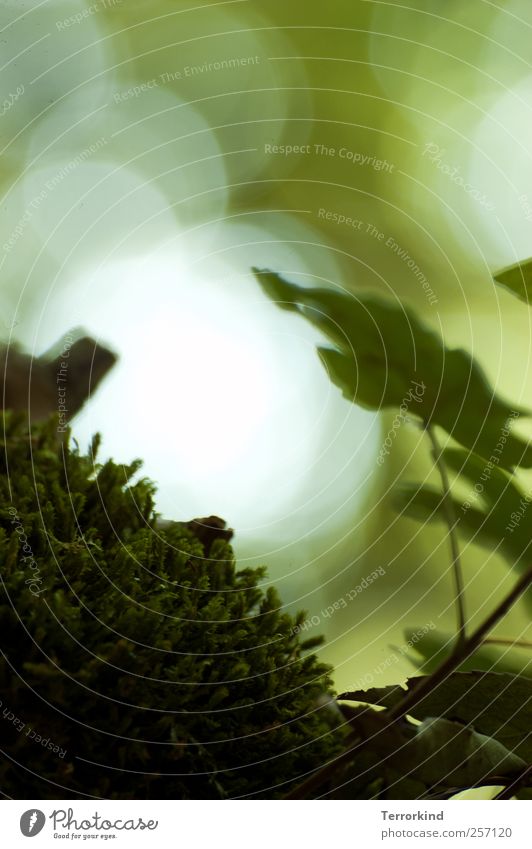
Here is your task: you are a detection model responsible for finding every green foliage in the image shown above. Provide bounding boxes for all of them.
[0,413,344,799]
[341,672,532,763]
[494,257,532,304]
[301,696,527,800]
[253,268,532,468]
[306,673,532,799]
[3,259,531,801]
[394,448,532,615]
[260,264,532,800]
[395,448,532,565]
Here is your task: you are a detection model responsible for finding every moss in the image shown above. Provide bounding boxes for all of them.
[0,413,344,799]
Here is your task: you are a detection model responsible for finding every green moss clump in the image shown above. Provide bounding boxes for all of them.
[0,414,344,799]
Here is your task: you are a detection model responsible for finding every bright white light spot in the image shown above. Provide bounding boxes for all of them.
[39,241,379,534]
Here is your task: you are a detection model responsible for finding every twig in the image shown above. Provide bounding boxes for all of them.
[388,563,532,721]
[483,637,532,650]
[424,423,466,649]
[286,563,532,798]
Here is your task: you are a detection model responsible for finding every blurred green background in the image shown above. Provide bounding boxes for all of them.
[2,0,532,693]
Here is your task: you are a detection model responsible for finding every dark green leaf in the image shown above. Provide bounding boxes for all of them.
[254,269,532,467]
[411,717,525,786]
[341,671,532,761]
[494,258,532,304]
[330,707,524,797]
[338,684,403,705]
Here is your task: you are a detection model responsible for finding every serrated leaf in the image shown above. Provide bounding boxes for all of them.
[330,707,524,796]
[412,717,525,786]
[338,684,403,705]
[341,671,532,761]
[494,258,532,304]
[254,269,532,467]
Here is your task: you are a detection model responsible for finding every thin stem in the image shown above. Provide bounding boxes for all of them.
[286,562,532,798]
[388,563,532,721]
[483,637,532,650]
[425,423,466,649]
